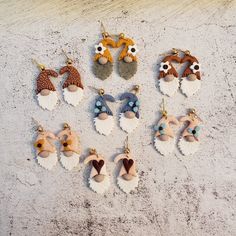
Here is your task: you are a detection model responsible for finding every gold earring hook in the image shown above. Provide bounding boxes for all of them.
[63,123,70,129]
[62,49,73,65]
[32,59,45,71]
[161,98,168,117]
[124,136,130,154]
[88,86,105,96]
[89,148,97,155]
[100,22,109,38]
[131,85,140,94]
[175,48,191,55]
[32,117,44,132]
[159,48,178,57]
[188,108,202,122]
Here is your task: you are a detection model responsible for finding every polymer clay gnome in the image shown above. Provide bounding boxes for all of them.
[57,123,81,170]
[154,100,179,156]
[60,52,84,106]
[180,50,201,97]
[158,49,181,97]
[84,149,110,194]
[178,109,202,155]
[117,33,138,80]
[114,138,139,193]
[94,89,115,136]
[35,62,59,110]
[119,85,140,133]
[34,125,58,170]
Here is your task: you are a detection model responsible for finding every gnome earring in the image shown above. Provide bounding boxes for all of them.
[117,33,138,80]
[57,123,81,170]
[33,119,58,170]
[180,50,201,97]
[158,49,181,97]
[33,59,58,110]
[119,85,140,133]
[93,88,115,136]
[114,137,139,193]
[153,99,179,156]
[93,23,116,80]
[59,50,84,106]
[178,109,202,155]
[84,148,110,194]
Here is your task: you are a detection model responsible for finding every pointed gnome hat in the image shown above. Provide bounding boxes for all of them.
[94,94,115,117]
[120,92,140,118]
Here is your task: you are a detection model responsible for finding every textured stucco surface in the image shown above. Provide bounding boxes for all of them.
[0,0,236,235]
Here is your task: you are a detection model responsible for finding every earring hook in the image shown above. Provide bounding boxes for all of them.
[189,108,202,122]
[131,85,140,94]
[161,98,167,117]
[62,49,73,65]
[89,148,97,155]
[100,22,109,38]
[88,86,105,96]
[124,136,130,154]
[32,117,44,132]
[32,59,45,71]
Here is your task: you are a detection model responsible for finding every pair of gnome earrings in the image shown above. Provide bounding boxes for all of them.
[93,85,140,135]
[93,24,138,80]
[154,100,202,156]
[33,121,81,171]
[158,48,201,97]
[84,137,139,194]
[34,51,84,111]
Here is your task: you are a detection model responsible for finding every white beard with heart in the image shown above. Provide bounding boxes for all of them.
[117,176,139,193]
[94,115,114,136]
[37,152,58,170]
[159,77,179,97]
[119,113,139,133]
[60,152,80,171]
[180,77,201,97]
[37,91,58,111]
[63,87,84,106]
[154,137,175,156]
[178,137,200,155]
[89,175,110,194]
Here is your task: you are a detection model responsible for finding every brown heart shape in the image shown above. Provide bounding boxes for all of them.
[123,158,134,173]
[92,160,104,174]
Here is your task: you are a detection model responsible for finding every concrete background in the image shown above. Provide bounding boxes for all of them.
[0,0,235,235]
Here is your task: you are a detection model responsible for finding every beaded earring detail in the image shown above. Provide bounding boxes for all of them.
[114,137,139,193]
[153,99,179,156]
[84,148,110,194]
[178,109,202,155]
[93,24,116,80]
[158,49,181,97]
[117,33,138,80]
[57,123,81,170]
[93,88,115,136]
[180,50,201,97]
[119,85,140,133]
[33,59,58,110]
[33,120,58,170]
[59,50,84,106]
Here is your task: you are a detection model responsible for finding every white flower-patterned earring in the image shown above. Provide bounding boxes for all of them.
[117,33,138,80]
[59,50,84,106]
[32,119,58,170]
[84,148,110,194]
[57,123,81,171]
[119,85,140,133]
[114,137,139,193]
[158,49,181,97]
[93,23,116,80]
[33,59,59,111]
[93,88,115,136]
[178,109,202,155]
[153,99,179,156]
[180,50,201,97]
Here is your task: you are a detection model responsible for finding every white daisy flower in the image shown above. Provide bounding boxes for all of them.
[159,61,171,73]
[190,62,201,73]
[128,44,138,56]
[95,43,106,55]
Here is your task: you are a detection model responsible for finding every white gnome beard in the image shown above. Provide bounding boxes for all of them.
[89,175,110,194]
[60,152,80,171]
[117,176,139,193]
[178,137,200,155]
[94,115,114,136]
[37,152,58,170]
[63,87,84,106]
[119,113,139,133]
[154,137,175,156]
[159,77,179,97]
[180,77,201,97]
[37,91,58,111]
